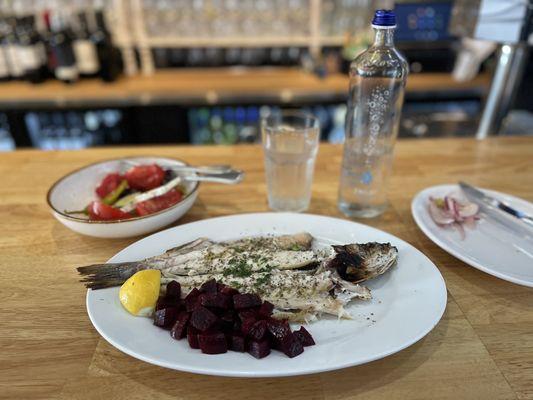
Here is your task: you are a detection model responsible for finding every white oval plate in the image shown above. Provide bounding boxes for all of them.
[412,184,533,287]
[86,213,447,377]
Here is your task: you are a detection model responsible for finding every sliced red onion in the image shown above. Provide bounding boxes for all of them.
[428,194,480,239]
[428,202,455,225]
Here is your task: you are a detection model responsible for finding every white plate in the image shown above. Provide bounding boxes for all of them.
[412,184,533,287]
[86,213,447,377]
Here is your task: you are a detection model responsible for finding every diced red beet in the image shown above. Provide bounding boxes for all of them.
[190,306,218,332]
[219,309,236,332]
[200,293,231,309]
[279,332,304,358]
[198,332,228,354]
[187,326,200,349]
[156,296,179,311]
[248,320,267,341]
[266,318,291,342]
[153,307,179,329]
[233,293,262,309]
[170,311,190,340]
[184,288,201,312]
[294,326,315,347]
[248,339,271,359]
[219,284,239,296]
[199,279,218,294]
[238,309,257,321]
[220,309,236,322]
[165,280,181,299]
[258,301,274,318]
[228,332,246,352]
[241,318,257,336]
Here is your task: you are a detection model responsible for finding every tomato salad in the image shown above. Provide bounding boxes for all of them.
[67,164,186,221]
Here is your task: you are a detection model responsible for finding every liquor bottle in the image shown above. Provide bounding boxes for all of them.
[72,11,99,77]
[18,15,47,83]
[49,11,79,83]
[40,11,56,80]
[91,10,121,82]
[0,17,12,81]
[4,16,24,80]
[338,10,409,218]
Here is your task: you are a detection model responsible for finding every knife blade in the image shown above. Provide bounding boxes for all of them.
[459,182,533,232]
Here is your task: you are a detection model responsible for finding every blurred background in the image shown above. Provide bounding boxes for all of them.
[0,0,531,151]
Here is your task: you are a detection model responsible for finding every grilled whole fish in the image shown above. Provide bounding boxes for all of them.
[77,232,398,320]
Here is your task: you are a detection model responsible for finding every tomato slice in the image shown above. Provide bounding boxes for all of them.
[135,189,183,216]
[95,173,123,199]
[88,201,132,221]
[124,164,165,191]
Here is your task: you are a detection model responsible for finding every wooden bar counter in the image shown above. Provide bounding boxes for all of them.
[0,136,532,399]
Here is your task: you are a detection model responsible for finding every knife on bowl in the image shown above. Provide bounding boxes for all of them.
[459,182,533,235]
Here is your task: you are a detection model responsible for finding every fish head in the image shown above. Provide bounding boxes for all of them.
[328,242,398,283]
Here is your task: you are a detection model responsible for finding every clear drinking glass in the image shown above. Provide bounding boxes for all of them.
[261,111,319,212]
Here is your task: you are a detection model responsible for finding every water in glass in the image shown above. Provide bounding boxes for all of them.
[262,114,319,212]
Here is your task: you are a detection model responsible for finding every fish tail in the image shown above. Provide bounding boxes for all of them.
[76,262,145,288]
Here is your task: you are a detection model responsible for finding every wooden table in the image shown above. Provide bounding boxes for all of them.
[1,137,532,399]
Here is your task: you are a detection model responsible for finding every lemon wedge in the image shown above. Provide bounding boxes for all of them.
[119,269,161,316]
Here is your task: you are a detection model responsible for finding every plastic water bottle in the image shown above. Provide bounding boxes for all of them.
[338,10,408,218]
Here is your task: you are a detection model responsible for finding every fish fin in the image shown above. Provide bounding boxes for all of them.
[76,262,143,289]
[164,238,213,256]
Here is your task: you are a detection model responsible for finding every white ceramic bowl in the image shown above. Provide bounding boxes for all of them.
[47,156,199,239]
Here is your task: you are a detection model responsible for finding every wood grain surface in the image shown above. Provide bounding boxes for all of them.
[0,69,490,107]
[0,137,532,400]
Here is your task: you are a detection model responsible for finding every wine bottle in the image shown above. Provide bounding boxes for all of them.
[91,9,121,82]
[4,16,24,80]
[72,11,99,77]
[17,15,47,83]
[49,11,79,83]
[0,17,12,81]
[40,11,56,79]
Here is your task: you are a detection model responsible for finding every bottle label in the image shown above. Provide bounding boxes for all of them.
[6,45,23,77]
[73,40,99,74]
[0,49,10,78]
[19,45,43,71]
[55,65,78,81]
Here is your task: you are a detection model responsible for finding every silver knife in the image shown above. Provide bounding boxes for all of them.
[459,182,533,231]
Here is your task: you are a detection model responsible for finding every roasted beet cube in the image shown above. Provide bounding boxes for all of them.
[220,309,236,322]
[190,306,218,332]
[156,296,178,311]
[248,339,271,359]
[198,332,228,354]
[200,293,231,309]
[170,311,190,340]
[241,318,257,336]
[184,288,201,312]
[279,332,304,358]
[187,326,200,349]
[258,301,274,318]
[219,284,239,297]
[153,307,179,329]
[199,279,218,294]
[165,280,181,299]
[233,293,262,309]
[248,320,267,341]
[228,333,246,352]
[238,309,257,321]
[294,326,315,347]
[266,318,291,342]
[219,310,236,332]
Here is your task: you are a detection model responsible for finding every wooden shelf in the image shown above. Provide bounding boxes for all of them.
[0,68,491,108]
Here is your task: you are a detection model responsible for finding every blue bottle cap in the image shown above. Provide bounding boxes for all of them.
[372,9,396,28]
